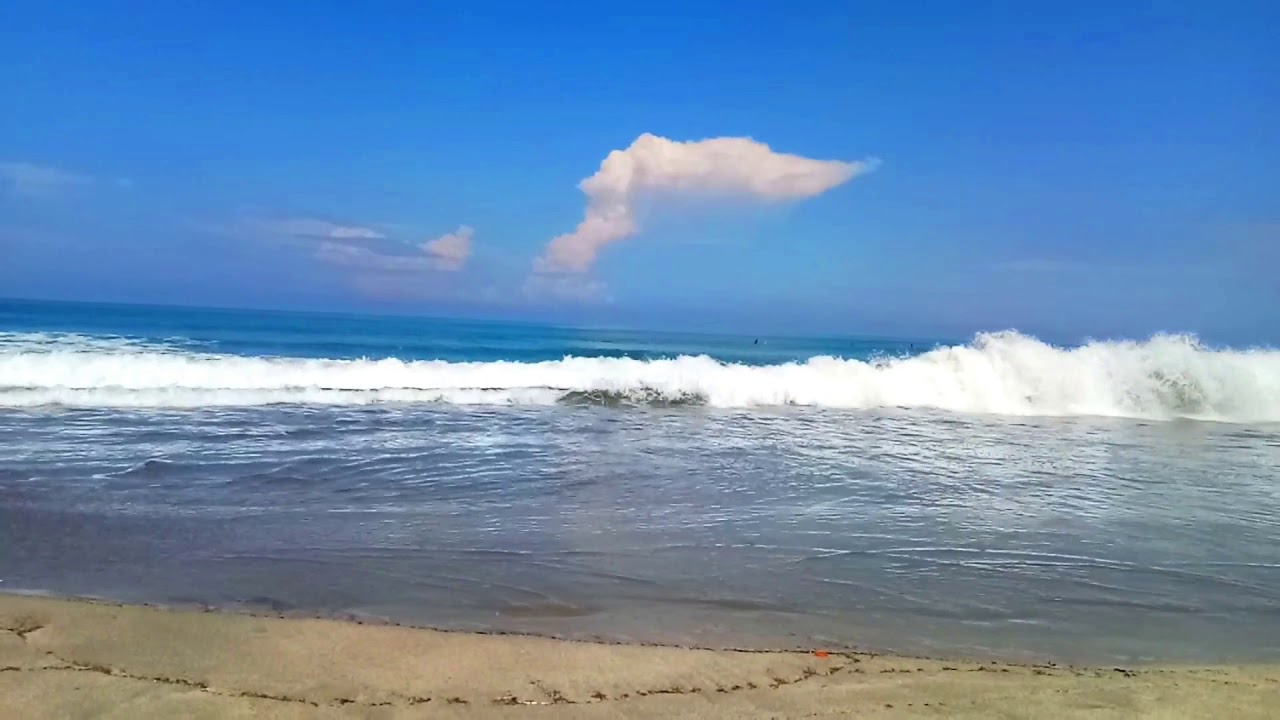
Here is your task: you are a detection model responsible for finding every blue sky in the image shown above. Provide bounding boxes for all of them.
[2,1,1276,343]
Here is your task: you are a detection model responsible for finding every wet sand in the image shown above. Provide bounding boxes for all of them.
[2,594,1276,719]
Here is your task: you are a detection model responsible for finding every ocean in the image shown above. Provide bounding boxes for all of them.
[1,298,1278,664]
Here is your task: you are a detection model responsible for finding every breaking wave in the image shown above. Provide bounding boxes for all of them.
[0,331,1277,422]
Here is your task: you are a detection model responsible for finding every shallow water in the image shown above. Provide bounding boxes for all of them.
[2,299,1279,664]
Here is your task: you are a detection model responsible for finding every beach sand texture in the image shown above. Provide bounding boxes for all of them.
[2,595,1276,719]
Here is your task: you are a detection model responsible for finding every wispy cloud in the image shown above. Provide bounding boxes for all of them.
[421,225,473,271]
[0,161,93,198]
[315,225,475,275]
[315,242,438,272]
[534,134,876,274]
[226,214,475,280]
[313,227,481,304]
[254,217,387,241]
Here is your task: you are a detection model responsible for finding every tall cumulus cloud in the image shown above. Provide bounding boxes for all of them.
[534,134,876,274]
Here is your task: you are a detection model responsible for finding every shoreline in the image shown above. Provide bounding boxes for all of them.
[3,593,1277,718]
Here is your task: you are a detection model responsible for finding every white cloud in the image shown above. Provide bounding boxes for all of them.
[256,217,386,241]
[315,242,438,272]
[316,225,475,274]
[421,225,473,271]
[0,161,93,198]
[534,134,876,273]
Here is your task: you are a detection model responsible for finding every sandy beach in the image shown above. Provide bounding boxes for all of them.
[0,594,1275,719]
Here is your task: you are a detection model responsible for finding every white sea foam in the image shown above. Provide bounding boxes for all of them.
[1,331,1277,421]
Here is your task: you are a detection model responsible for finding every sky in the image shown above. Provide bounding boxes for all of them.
[1,1,1277,343]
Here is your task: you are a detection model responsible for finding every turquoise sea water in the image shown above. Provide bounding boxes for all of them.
[0,298,925,366]
[1,298,1278,663]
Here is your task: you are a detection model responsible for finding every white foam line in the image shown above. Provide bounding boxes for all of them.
[0,331,1277,421]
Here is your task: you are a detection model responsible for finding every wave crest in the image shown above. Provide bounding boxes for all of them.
[0,331,1276,422]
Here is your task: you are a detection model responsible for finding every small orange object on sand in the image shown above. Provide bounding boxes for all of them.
[814,650,830,659]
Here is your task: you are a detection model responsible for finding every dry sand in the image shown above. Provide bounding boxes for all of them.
[1,594,1276,719]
